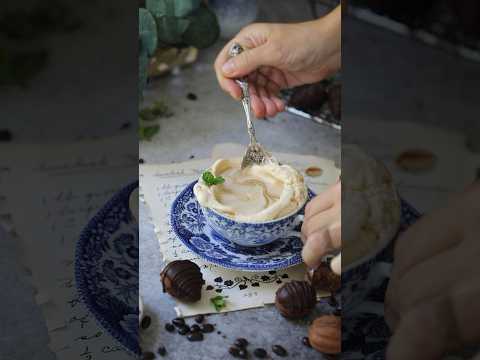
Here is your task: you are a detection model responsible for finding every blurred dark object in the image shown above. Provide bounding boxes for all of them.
[348,0,480,56]
[0,129,12,142]
[0,0,82,40]
[0,0,82,89]
[0,48,49,88]
[288,83,328,112]
[327,83,341,119]
[283,77,341,127]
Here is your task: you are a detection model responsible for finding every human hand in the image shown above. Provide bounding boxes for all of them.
[385,182,480,360]
[214,6,341,118]
[301,181,341,269]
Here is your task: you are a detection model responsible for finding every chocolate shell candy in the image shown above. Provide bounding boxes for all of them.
[275,280,317,319]
[308,315,341,354]
[160,260,203,302]
[307,262,340,293]
[288,83,328,112]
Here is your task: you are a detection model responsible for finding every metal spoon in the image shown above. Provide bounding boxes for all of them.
[228,43,277,169]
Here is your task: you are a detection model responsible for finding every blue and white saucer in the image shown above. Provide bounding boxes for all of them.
[75,181,139,355]
[171,181,312,272]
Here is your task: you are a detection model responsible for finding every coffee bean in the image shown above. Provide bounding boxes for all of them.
[172,318,185,327]
[272,345,287,357]
[234,338,248,348]
[229,346,240,357]
[164,323,175,332]
[253,348,267,358]
[139,158,145,164]
[302,337,311,348]
[191,324,201,333]
[201,323,215,333]
[194,314,204,323]
[157,345,167,356]
[187,93,198,101]
[178,325,190,335]
[237,348,248,359]
[141,316,151,330]
[187,332,204,342]
[142,351,155,360]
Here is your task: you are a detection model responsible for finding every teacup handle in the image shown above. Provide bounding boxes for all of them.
[286,214,304,237]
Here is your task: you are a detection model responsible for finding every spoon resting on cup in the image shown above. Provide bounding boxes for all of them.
[228,43,278,170]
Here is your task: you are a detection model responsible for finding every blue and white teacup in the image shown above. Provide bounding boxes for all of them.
[200,190,314,247]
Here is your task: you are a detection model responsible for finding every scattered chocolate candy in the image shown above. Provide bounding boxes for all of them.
[308,315,341,354]
[140,315,151,330]
[229,347,240,357]
[308,262,341,293]
[172,318,185,327]
[187,331,204,341]
[305,166,323,177]
[253,348,267,358]
[302,336,312,348]
[194,314,204,323]
[234,338,248,348]
[275,281,317,319]
[178,325,190,335]
[161,260,203,302]
[187,92,198,101]
[238,349,248,359]
[396,149,436,173]
[288,83,328,113]
[201,323,215,333]
[157,345,167,356]
[142,351,155,360]
[272,345,287,357]
[190,324,201,333]
[164,323,175,332]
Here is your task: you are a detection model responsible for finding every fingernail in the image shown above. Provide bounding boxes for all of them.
[222,60,235,74]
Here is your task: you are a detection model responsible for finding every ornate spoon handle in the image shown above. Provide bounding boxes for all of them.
[229,43,257,145]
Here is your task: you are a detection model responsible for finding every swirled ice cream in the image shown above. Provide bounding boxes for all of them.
[194,159,307,222]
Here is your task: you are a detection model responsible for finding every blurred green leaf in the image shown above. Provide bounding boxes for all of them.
[139,124,160,141]
[139,8,158,56]
[182,4,219,49]
[210,295,226,312]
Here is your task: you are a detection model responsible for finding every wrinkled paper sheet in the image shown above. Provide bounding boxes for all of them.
[140,144,340,317]
[2,137,136,359]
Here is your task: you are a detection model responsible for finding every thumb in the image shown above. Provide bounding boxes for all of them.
[222,46,268,77]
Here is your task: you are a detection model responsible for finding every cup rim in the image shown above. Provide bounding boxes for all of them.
[342,192,402,274]
[201,184,313,225]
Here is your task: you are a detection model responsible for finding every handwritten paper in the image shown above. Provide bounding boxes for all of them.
[3,136,137,359]
[140,150,340,317]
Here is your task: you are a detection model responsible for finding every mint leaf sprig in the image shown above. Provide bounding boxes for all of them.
[210,295,227,312]
[202,171,225,186]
